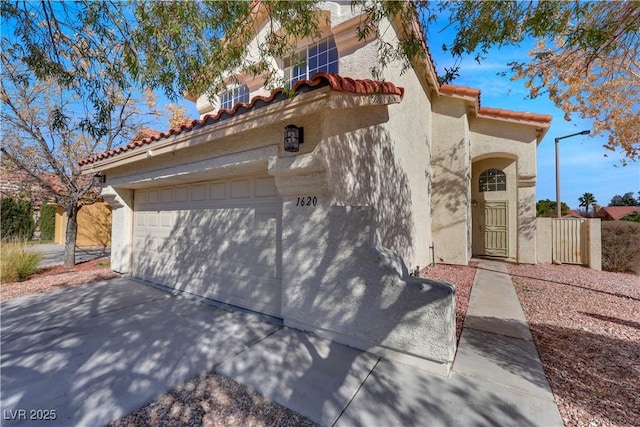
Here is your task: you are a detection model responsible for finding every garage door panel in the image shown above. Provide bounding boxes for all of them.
[133,176,282,317]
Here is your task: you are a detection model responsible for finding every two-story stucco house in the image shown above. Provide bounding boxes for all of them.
[80,2,551,374]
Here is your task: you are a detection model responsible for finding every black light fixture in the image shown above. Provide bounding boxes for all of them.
[284,124,304,152]
[92,173,106,187]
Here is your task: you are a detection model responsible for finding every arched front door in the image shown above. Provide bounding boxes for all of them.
[472,160,515,258]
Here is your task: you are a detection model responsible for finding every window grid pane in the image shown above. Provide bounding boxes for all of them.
[479,169,507,192]
[220,84,250,110]
[284,36,339,88]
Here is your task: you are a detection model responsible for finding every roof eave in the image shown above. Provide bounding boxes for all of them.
[80,87,402,174]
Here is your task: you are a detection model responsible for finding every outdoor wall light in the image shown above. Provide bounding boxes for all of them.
[92,173,106,187]
[284,125,304,152]
[555,130,591,217]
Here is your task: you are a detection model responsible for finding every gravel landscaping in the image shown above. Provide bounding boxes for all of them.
[509,263,640,427]
[0,257,119,301]
[109,371,317,427]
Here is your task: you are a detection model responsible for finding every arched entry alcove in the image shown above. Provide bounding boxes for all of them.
[471,155,517,259]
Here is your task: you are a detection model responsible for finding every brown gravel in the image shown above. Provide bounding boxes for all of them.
[109,371,317,427]
[509,263,640,427]
[0,258,119,302]
[421,261,478,342]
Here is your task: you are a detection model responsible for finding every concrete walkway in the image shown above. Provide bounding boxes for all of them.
[218,259,564,426]
[1,260,563,426]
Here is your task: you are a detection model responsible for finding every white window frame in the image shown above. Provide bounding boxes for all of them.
[219,84,250,110]
[283,36,339,87]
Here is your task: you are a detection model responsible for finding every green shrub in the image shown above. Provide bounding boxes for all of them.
[1,197,35,241]
[0,241,42,282]
[40,204,56,241]
[601,221,640,274]
[622,212,640,223]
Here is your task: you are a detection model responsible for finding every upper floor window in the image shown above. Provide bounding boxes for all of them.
[479,169,506,192]
[219,84,250,110]
[283,36,338,87]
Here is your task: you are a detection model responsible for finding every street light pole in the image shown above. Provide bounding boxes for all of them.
[555,130,591,218]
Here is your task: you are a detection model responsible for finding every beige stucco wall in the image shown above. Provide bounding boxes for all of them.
[536,218,553,264]
[98,88,455,374]
[430,96,471,265]
[587,219,602,270]
[101,187,133,274]
[321,60,433,271]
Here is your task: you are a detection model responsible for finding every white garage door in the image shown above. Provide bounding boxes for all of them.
[133,175,282,317]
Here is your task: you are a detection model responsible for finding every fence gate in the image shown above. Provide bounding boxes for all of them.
[552,218,588,265]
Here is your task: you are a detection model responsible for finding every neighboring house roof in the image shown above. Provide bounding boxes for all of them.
[0,169,102,208]
[79,73,404,166]
[597,206,640,220]
[563,209,583,218]
[0,170,62,208]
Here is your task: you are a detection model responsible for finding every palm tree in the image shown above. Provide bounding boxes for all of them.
[579,192,597,217]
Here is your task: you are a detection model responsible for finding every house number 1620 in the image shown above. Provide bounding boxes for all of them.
[296,196,317,207]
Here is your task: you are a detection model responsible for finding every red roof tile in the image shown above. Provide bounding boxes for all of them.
[79,72,404,166]
[478,107,552,124]
[563,209,584,218]
[598,206,640,220]
[439,84,552,125]
[439,84,480,98]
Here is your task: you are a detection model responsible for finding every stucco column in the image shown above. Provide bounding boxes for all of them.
[101,186,134,274]
[517,176,537,264]
[587,219,602,270]
[431,97,471,265]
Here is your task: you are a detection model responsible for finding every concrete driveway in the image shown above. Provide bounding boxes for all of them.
[0,279,280,427]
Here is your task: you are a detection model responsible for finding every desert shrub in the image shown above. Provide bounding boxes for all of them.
[601,221,640,274]
[0,241,42,282]
[1,197,35,241]
[622,212,640,223]
[40,204,57,241]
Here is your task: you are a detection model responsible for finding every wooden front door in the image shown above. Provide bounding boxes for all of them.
[481,201,508,257]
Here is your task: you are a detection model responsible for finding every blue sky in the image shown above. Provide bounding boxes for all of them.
[166,21,639,211]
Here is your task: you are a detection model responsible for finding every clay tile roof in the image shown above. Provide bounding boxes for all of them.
[599,206,640,220]
[439,84,480,99]
[439,84,552,125]
[478,107,553,124]
[79,72,404,167]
